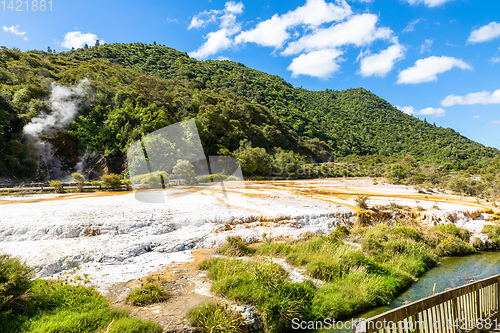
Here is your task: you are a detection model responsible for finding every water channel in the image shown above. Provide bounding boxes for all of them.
[325,251,500,332]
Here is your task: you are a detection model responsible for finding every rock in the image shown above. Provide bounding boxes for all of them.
[235,305,263,332]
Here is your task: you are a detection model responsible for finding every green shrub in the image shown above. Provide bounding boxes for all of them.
[49,180,64,193]
[217,236,256,257]
[436,237,477,256]
[186,302,246,333]
[172,159,196,184]
[71,172,84,182]
[90,180,102,188]
[472,237,486,251]
[0,255,32,316]
[72,172,85,191]
[101,174,123,189]
[196,173,228,183]
[131,172,169,189]
[125,278,170,306]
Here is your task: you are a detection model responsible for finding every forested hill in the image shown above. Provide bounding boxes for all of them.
[63,43,497,169]
[0,43,497,181]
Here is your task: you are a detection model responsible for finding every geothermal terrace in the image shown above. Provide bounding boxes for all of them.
[0,178,494,293]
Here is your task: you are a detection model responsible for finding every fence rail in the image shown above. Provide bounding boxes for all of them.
[360,274,500,333]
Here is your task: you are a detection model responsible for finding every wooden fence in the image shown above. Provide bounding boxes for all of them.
[359,274,500,333]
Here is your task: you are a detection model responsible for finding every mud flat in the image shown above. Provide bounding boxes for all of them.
[0,178,495,293]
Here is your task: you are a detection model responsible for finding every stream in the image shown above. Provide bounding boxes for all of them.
[324,251,500,332]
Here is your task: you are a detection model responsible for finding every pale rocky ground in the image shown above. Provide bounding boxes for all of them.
[0,178,497,331]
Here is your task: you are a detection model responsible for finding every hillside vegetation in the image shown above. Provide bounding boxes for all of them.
[0,44,498,190]
[65,43,497,168]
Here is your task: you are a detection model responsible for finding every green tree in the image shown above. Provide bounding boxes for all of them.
[172,160,195,184]
[233,141,271,177]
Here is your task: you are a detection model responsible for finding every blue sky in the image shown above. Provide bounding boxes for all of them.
[1,0,500,148]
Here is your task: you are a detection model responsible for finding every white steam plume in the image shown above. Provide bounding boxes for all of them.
[23,79,90,136]
[75,149,98,179]
[23,79,91,180]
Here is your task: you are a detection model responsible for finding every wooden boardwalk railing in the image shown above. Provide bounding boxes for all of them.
[358,275,500,333]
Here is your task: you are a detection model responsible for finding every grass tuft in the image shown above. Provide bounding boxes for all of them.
[186,302,246,333]
[217,236,256,257]
[125,277,170,306]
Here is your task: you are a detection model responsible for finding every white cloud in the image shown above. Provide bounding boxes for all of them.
[420,39,433,54]
[403,19,422,33]
[397,56,472,84]
[397,105,446,117]
[189,0,398,79]
[189,1,244,59]
[358,43,405,77]
[472,115,480,119]
[225,1,244,14]
[188,11,219,29]
[235,0,352,49]
[406,0,454,8]
[235,14,289,48]
[468,22,500,44]
[489,120,500,125]
[190,29,235,59]
[3,25,27,40]
[188,2,243,29]
[491,57,500,64]
[287,49,343,79]
[441,89,500,107]
[61,31,99,49]
[282,13,392,55]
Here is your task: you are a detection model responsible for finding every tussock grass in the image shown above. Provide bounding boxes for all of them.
[125,277,170,306]
[482,224,500,249]
[186,302,246,333]
[312,267,410,318]
[0,254,32,316]
[426,224,477,256]
[196,222,484,331]
[355,195,369,209]
[217,236,256,257]
[199,258,315,332]
[359,224,438,277]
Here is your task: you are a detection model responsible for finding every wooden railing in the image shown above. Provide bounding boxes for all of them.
[359,275,500,333]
